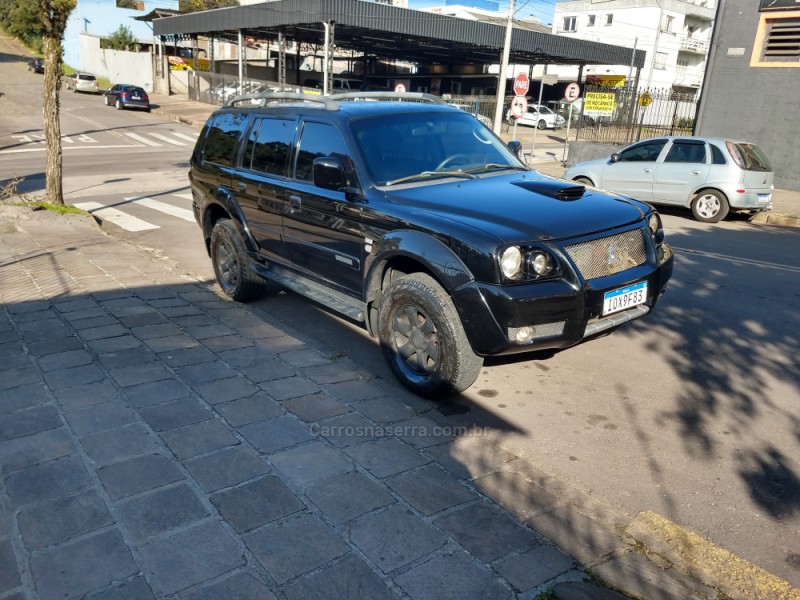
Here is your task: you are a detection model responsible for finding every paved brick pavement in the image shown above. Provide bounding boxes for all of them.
[2,207,660,599]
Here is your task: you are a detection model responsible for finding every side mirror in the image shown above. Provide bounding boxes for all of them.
[610,153,620,163]
[507,140,523,160]
[313,157,347,191]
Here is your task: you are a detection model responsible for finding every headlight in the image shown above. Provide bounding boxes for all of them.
[648,212,664,244]
[528,251,555,276]
[500,246,523,279]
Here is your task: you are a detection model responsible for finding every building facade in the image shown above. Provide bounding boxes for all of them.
[695,0,800,190]
[551,0,715,93]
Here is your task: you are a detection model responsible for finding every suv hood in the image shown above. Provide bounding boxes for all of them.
[383,173,647,242]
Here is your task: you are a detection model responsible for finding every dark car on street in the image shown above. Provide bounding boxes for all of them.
[27,58,44,73]
[189,92,674,397]
[104,84,151,112]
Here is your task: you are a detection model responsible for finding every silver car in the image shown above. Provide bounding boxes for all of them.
[563,136,773,223]
[65,72,99,94]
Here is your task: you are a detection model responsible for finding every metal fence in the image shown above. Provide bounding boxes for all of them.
[572,85,699,145]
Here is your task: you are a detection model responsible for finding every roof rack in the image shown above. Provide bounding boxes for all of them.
[226,92,339,110]
[334,91,447,105]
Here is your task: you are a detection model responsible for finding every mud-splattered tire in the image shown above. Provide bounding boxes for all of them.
[378,273,483,398]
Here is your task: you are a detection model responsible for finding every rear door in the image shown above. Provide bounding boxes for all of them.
[652,139,710,205]
[281,120,366,296]
[236,116,296,263]
[601,139,668,202]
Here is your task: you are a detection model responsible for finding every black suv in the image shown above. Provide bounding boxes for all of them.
[190,92,673,397]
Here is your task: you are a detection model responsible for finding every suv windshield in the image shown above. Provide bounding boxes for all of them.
[350,112,523,185]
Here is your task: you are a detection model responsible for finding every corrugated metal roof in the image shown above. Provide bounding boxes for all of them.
[153,0,644,68]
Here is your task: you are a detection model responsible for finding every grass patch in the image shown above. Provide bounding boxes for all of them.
[28,202,86,215]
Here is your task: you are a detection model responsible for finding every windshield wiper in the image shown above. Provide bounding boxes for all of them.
[464,164,529,174]
[385,170,477,186]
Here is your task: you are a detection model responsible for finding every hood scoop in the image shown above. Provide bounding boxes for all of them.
[512,179,586,201]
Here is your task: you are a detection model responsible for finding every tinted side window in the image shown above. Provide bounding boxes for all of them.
[202,112,248,167]
[618,140,667,162]
[244,118,293,176]
[710,144,727,165]
[295,122,349,182]
[664,141,706,163]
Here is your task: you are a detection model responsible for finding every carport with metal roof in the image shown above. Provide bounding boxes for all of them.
[152,0,645,89]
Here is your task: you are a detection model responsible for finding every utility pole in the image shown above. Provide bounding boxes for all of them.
[492,0,515,134]
[645,1,663,91]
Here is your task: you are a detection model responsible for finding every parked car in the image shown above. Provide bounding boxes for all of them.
[65,72,99,94]
[506,104,566,129]
[27,58,44,74]
[104,84,151,112]
[189,91,673,397]
[448,102,493,128]
[563,136,774,223]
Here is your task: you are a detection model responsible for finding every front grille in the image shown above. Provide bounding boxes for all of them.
[565,229,647,280]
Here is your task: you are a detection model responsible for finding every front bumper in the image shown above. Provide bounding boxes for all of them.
[452,249,674,356]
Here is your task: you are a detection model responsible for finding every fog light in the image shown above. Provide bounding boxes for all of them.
[513,326,535,344]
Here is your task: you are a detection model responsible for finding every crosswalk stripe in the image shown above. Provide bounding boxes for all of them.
[147,132,187,146]
[171,132,197,142]
[125,197,195,222]
[74,202,160,231]
[124,132,161,147]
[174,192,193,200]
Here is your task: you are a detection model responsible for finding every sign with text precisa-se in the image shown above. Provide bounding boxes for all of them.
[583,92,616,117]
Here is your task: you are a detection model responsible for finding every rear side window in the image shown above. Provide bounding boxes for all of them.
[243,118,293,176]
[710,144,727,165]
[664,141,706,163]
[202,112,248,167]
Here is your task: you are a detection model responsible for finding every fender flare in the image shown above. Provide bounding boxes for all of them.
[202,187,259,254]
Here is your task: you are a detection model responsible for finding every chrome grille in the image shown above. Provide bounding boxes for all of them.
[565,229,647,280]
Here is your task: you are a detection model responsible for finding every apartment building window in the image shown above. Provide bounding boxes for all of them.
[654,52,668,69]
[752,14,800,65]
[563,16,577,32]
[588,14,596,26]
[606,13,613,25]
[662,15,674,33]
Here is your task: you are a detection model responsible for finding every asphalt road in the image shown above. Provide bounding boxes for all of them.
[2,47,799,588]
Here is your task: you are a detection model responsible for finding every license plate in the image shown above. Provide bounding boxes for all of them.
[602,281,648,316]
[757,193,771,203]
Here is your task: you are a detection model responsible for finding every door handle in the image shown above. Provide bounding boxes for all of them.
[642,168,652,173]
[237,182,247,191]
[288,195,301,212]
[691,170,701,175]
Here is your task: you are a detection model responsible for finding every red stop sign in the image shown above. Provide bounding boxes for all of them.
[513,73,529,96]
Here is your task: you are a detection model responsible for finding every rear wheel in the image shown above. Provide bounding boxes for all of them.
[377,273,483,398]
[537,120,547,130]
[691,189,729,223]
[209,219,264,302]
[115,99,123,110]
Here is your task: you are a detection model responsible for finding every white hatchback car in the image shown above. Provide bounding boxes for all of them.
[563,136,774,222]
[65,72,99,94]
[506,104,566,130]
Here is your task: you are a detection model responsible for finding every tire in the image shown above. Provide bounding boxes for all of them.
[691,189,729,223]
[115,99,123,110]
[377,273,483,398]
[104,95,110,106]
[537,120,547,130]
[209,218,263,302]
[573,176,593,186]
[145,107,151,113]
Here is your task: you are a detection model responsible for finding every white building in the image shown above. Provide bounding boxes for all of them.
[550,0,716,93]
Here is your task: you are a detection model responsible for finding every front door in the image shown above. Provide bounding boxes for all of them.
[602,138,669,203]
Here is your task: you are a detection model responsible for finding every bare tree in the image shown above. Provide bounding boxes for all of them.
[39,0,76,205]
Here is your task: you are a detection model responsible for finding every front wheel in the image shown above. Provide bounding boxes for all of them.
[377,273,483,398]
[104,95,110,106]
[573,176,593,186]
[209,219,263,302]
[691,189,729,223]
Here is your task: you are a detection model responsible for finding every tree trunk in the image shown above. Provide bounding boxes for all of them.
[42,33,63,205]
[39,0,77,206]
